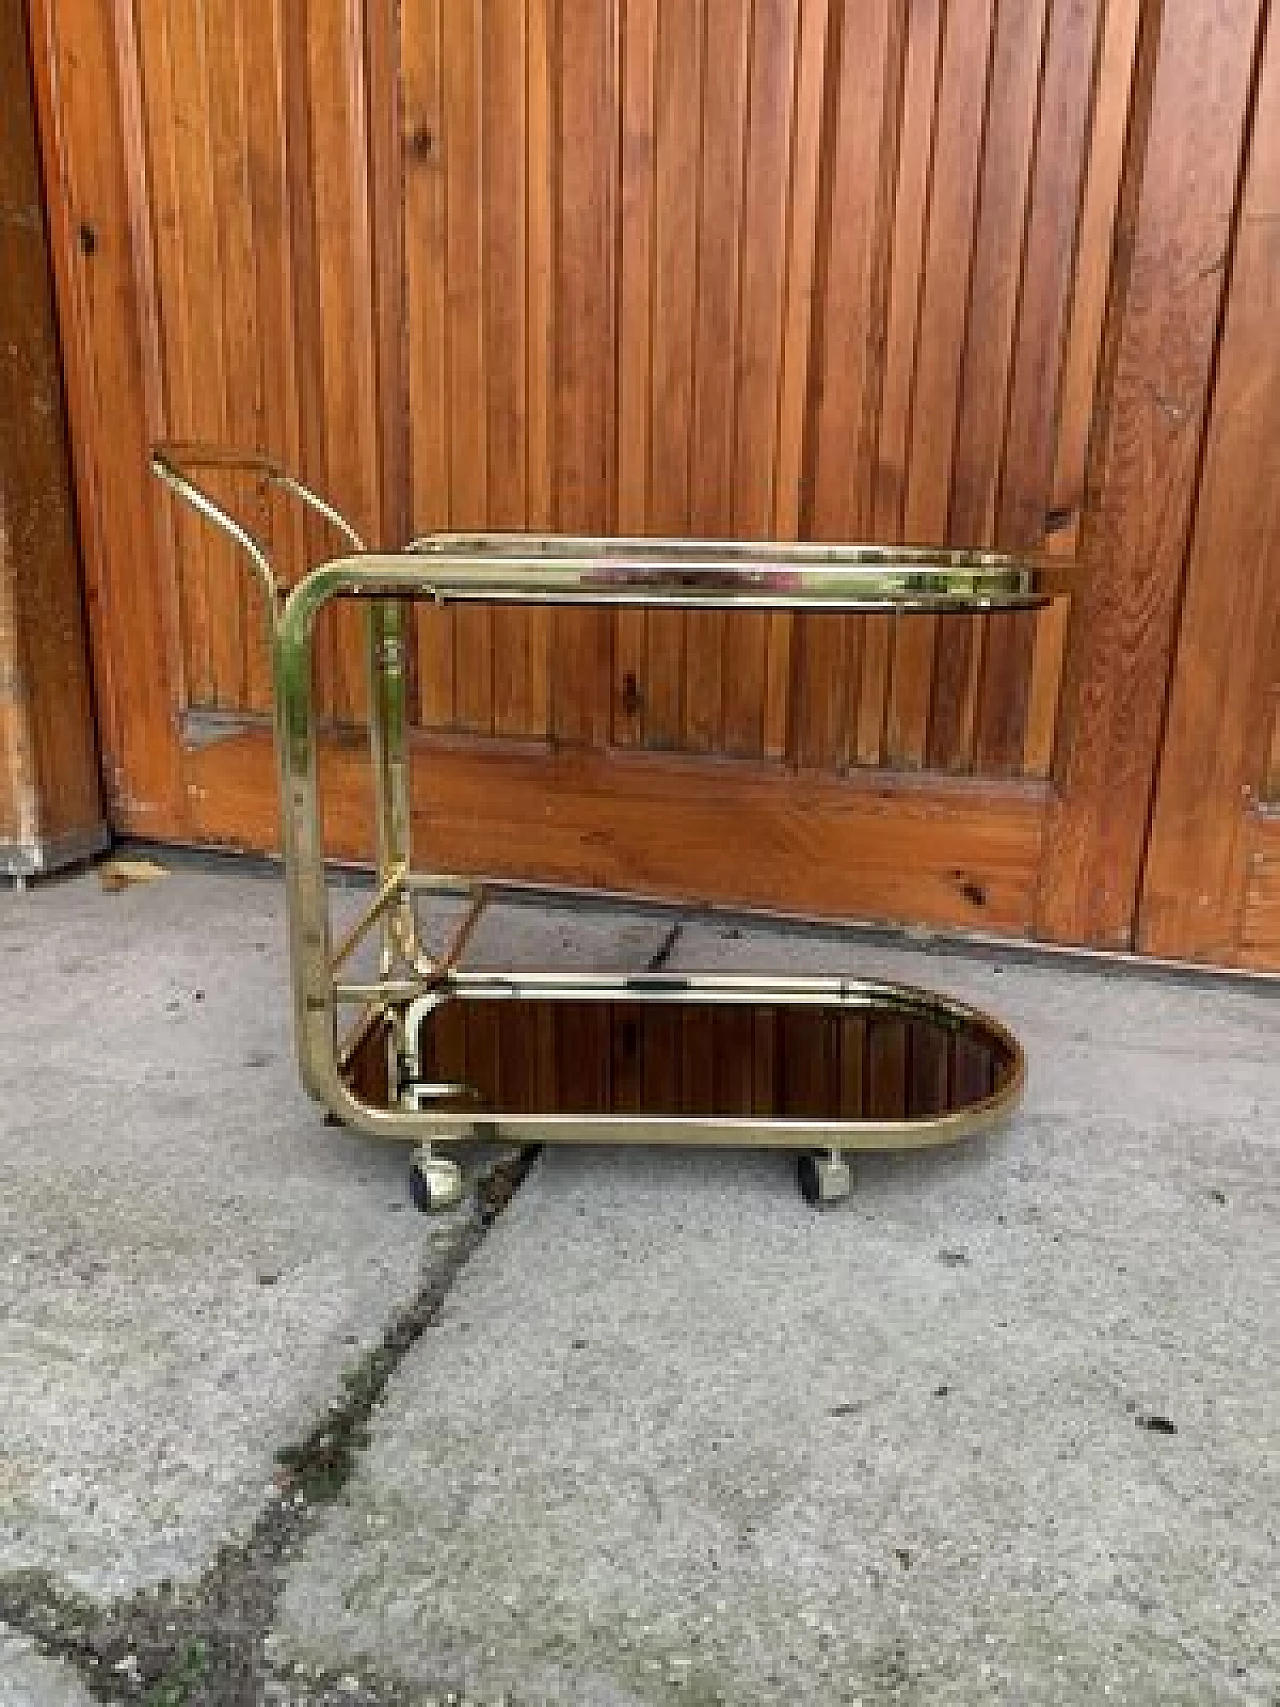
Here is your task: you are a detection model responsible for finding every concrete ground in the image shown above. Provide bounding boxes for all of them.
[1,865,1277,1704]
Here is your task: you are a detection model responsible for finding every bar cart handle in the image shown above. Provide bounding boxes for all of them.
[149,441,366,612]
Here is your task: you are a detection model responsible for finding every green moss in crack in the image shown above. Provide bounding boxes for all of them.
[140,1639,210,1706]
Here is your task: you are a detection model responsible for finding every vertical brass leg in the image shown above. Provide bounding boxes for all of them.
[367,598,418,1099]
[367,598,416,967]
[274,586,334,1104]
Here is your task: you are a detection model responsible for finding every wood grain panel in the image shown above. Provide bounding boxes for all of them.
[179,723,1048,935]
[32,0,181,825]
[34,0,1280,966]
[1139,16,1280,965]
[1039,0,1267,948]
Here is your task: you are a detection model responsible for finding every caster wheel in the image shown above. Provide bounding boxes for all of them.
[797,1151,851,1207]
[408,1150,465,1213]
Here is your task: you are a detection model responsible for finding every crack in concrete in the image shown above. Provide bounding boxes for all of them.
[645,921,684,973]
[0,1151,537,1707]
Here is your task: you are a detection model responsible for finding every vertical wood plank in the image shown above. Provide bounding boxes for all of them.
[486,4,533,738]
[489,999,527,1110]
[610,1007,644,1113]
[293,5,342,718]
[723,0,799,757]
[952,1027,990,1109]
[464,999,502,1106]
[147,2,228,708]
[1139,14,1280,961]
[558,1004,611,1112]
[135,3,207,710]
[976,0,1102,773]
[35,0,182,824]
[684,0,752,754]
[766,0,829,758]
[365,2,417,719]
[1024,0,1141,779]
[207,1,261,709]
[1046,0,1143,553]
[365,0,409,554]
[885,0,996,768]
[552,0,617,746]
[794,0,900,772]
[280,0,334,711]
[614,0,660,747]
[929,0,1050,770]
[424,993,467,1086]
[525,0,554,729]
[715,1006,757,1115]
[867,1015,907,1119]
[751,1008,778,1116]
[27,0,129,778]
[0,0,103,856]
[243,0,304,697]
[779,1008,830,1117]
[645,0,703,747]
[402,1,455,728]
[641,1004,680,1111]
[1039,0,1266,946]
[444,0,491,733]
[681,1006,717,1114]
[907,1017,948,1117]
[525,3,556,553]
[861,0,943,765]
[837,1012,866,1119]
[308,1,379,725]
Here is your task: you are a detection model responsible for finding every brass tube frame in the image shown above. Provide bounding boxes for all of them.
[151,443,1069,1155]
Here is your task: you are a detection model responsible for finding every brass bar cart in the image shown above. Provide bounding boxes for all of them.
[152,445,1070,1207]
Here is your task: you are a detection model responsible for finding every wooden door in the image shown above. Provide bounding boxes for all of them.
[1139,15,1280,972]
[29,0,1277,958]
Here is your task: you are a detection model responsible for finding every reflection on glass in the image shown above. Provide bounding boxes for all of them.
[403,997,1015,1122]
